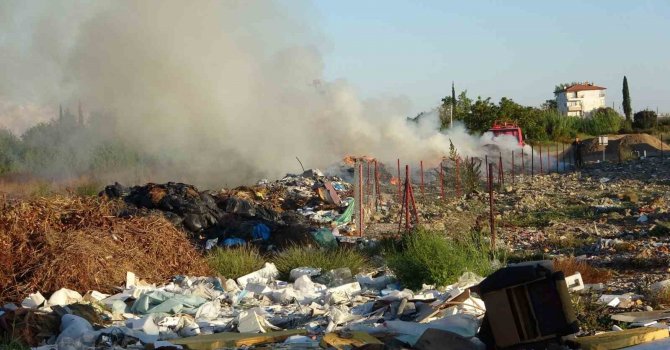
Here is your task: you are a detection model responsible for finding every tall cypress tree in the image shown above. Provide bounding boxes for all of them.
[622,76,632,121]
[451,81,456,113]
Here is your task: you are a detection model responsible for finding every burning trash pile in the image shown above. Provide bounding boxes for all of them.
[101,169,356,250]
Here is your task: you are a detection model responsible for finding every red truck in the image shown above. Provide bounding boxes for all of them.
[488,121,524,146]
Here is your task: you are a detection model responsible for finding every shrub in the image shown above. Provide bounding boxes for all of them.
[634,110,658,130]
[0,336,30,350]
[619,120,633,133]
[578,108,623,135]
[73,181,102,196]
[444,142,482,195]
[461,157,482,194]
[649,285,670,309]
[553,257,612,284]
[388,230,494,290]
[572,292,615,332]
[272,246,367,280]
[0,129,21,175]
[207,246,265,279]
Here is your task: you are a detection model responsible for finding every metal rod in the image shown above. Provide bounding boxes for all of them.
[397,158,401,201]
[531,146,534,177]
[498,152,504,188]
[397,169,407,234]
[296,157,305,172]
[455,157,462,197]
[488,162,495,251]
[539,143,543,174]
[521,148,525,175]
[547,145,550,172]
[420,160,424,196]
[556,144,559,173]
[408,171,419,227]
[562,143,565,172]
[512,150,514,185]
[359,162,364,237]
[405,165,410,232]
[440,159,445,199]
[374,160,380,208]
[366,161,371,195]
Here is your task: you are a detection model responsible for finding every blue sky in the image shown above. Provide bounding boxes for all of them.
[313,0,670,115]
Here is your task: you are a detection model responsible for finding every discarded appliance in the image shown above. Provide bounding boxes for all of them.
[475,260,579,349]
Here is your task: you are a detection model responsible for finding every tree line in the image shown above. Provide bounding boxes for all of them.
[0,108,146,177]
[432,77,663,142]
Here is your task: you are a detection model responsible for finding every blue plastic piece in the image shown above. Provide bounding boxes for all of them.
[252,223,271,241]
[222,238,246,247]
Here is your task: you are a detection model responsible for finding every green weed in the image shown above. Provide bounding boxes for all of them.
[74,181,101,196]
[272,246,368,281]
[0,337,29,350]
[388,229,495,290]
[571,292,615,333]
[507,205,594,228]
[207,245,265,279]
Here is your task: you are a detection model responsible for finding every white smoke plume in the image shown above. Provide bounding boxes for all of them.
[0,0,526,186]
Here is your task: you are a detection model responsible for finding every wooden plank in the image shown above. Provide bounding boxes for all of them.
[171,329,307,350]
[320,331,384,350]
[323,181,342,206]
[416,289,471,323]
[576,327,669,350]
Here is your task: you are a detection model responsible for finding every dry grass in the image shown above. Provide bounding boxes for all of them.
[553,257,613,284]
[649,287,670,309]
[0,175,103,198]
[0,195,211,304]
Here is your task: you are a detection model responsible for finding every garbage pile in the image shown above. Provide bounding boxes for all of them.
[1,261,489,349]
[101,169,355,249]
[6,260,670,349]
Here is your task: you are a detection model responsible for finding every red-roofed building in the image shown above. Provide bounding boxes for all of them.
[555,82,606,117]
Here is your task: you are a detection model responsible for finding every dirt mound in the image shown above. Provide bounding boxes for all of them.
[581,133,669,161]
[0,195,211,304]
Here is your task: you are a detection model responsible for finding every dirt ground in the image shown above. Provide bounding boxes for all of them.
[581,133,669,162]
[368,154,670,290]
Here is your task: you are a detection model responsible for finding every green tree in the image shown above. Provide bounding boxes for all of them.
[467,96,497,133]
[584,107,623,135]
[451,81,456,111]
[440,90,472,129]
[633,109,657,130]
[622,76,632,121]
[0,129,22,175]
[554,81,581,94]
[541,99,558,110]
[497,97,526,121]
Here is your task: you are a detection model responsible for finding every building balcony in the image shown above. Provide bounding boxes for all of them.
[568,105,582,112]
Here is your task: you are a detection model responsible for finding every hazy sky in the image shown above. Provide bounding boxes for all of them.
[314,0,670,115]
